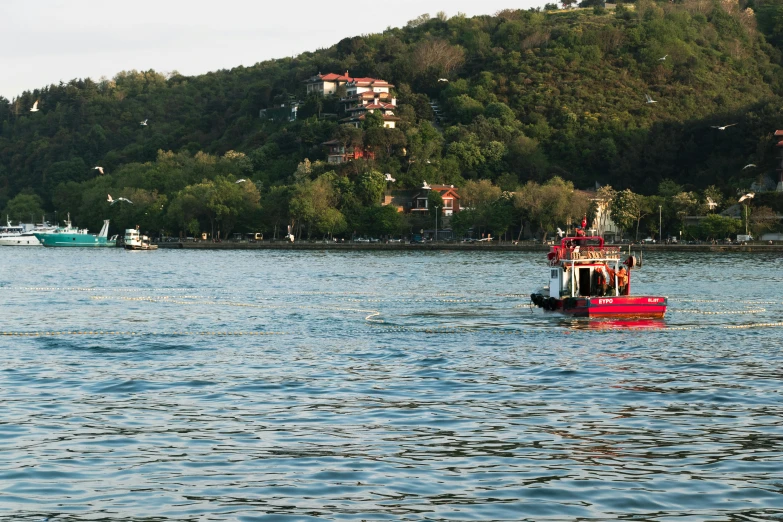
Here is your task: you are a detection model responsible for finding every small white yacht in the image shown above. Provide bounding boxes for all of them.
[0,217,56,246]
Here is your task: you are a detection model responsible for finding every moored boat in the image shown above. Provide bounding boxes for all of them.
[34,216,117,247]
[530,235,667,319]
[123,228,158,250]
[0,217,57,246]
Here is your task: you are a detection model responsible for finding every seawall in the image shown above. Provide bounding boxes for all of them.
[155,241,783,253]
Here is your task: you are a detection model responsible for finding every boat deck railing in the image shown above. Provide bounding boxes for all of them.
[549,245,622,265]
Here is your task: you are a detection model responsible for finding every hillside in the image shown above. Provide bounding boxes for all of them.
[1,0,782,239]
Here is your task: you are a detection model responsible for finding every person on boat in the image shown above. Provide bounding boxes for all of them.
[617,266,629,295]
[581,215,587,230]
[592,265,608,296]
[575,227,586,247]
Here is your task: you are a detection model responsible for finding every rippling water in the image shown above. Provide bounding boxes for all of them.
[1,248,782,521]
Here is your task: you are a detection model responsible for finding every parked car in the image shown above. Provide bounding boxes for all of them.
[355,237,370,243]
[642,237,656,243]
[388,238,403,243]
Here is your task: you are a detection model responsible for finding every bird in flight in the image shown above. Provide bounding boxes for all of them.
[645,94,657,104]
[422,181,431,189]
[437,78,449,82]
[738,192,755,203]
[711,123,737,130]
[557,227,565,238]
[742,164,756,170]
[659,54,668,61]
[384,173,396,182]
[30,100,40,112]
[235,179,247,183]
[706,197,718,210]
[140,119,148,126]
[94,166,105,175]
[107,194,133,205]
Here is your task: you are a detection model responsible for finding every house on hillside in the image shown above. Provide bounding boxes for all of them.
[382,184,460,215]
[303,72,353,96]
[321,139,375,164]
[259,102,298,122]
[340,77,400,128]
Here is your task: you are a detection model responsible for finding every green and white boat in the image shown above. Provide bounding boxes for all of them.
[34,216,117,247]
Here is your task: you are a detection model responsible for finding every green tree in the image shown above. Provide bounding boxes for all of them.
[356,170,386,206]
[362,110,384,130]
[428,190,444,221]
[513,177,588,240]
[1,192,45,224]
[611,189,651,240]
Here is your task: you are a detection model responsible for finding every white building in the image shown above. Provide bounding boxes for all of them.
[303,72,353,96]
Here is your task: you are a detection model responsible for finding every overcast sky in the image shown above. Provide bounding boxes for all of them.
[1,0,544,100]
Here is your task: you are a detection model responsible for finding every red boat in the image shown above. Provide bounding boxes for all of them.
[530,236,667,319]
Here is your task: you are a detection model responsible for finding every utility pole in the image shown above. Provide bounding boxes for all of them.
[435,205,441,241]
[659,205,662,242]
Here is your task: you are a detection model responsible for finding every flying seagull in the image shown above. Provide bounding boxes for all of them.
[140,119,148,126]
[645,94,657,104]
[437,78,449,82]
[557,227,565,238]
[235,179,247,183]
[742,163,756,170]
[384,173,396,182]
[711,123,737,130]
[108,194,133,205]
[422,181,431,189]
[706,196,718,210]
[30,100,40,112]
[94,166,104,175]
[738,192,755,203]
[659,54,668,61]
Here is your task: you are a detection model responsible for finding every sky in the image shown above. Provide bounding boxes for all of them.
[1,0,544,100]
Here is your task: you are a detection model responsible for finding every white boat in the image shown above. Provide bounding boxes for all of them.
[0,217,57,246]
[123,228,158,250]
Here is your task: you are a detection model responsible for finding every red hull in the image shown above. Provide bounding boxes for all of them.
[557,296,667,319]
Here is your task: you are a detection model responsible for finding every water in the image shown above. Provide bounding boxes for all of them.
[1,248,782,521]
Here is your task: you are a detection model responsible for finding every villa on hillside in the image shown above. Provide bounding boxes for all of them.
[321,139,375,165]
[340,77,399,129]
[303,72,353,96]
[305,71,400,129]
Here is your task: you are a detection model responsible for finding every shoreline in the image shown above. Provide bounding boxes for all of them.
[155,241,783,252]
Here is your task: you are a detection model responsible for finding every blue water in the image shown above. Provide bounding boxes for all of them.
[1,248,782,521]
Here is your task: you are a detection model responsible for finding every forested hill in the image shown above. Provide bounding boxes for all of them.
[2,0,783,236]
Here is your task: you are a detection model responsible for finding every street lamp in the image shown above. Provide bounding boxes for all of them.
[658,205,662,243]
[434,205,441,242]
